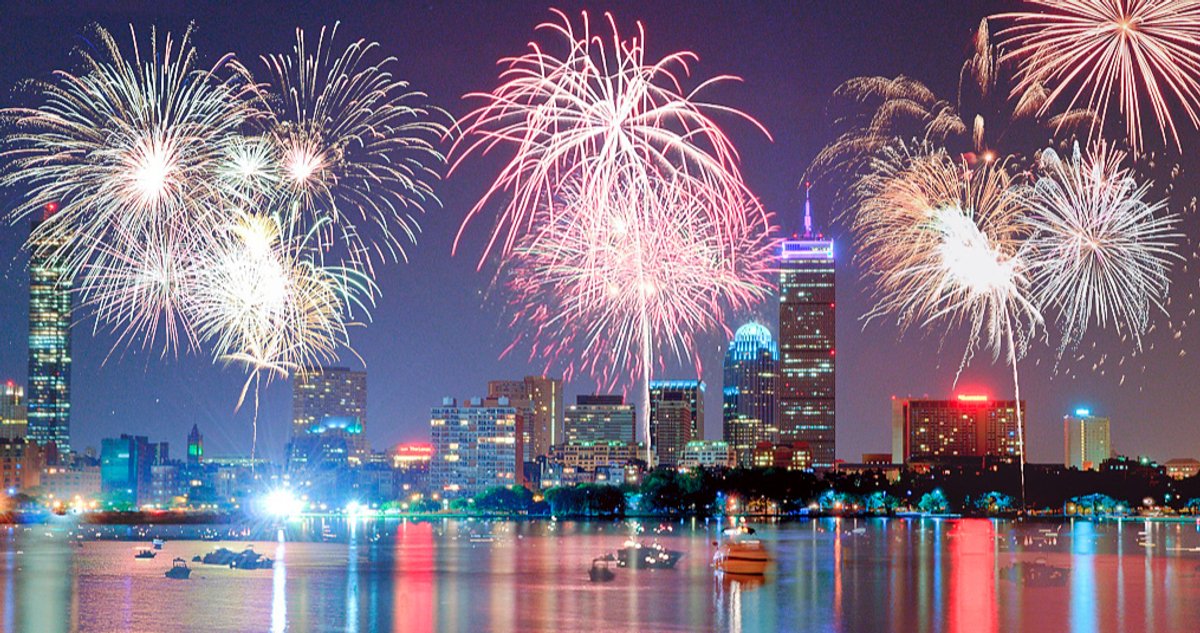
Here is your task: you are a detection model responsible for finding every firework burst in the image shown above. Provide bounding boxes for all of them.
[996,0,1200,154]
[0,24,255,350]
[504,176,774,388]
[855,145,1042,370]
[451,9,768,264]
[255,23,448,269]
[456,10,772,461]
[1024,142,1181,355]
[2,23,447,454]
[189,209,372,391]
[852,144,1040,500]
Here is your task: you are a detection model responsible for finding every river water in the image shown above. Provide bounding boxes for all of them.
[0,517,1198,632]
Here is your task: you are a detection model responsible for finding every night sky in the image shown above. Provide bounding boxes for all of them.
[1,0,1197,464]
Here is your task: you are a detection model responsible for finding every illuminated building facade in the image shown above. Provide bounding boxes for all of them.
[1165,458,1200,480]
[778,190,836,468]
[891,395,1025,464]
[430,396,524,495]
[752,441,812,471]
[549,440,636,475]
[676,440,737,470]
[564,395,636,445]
[0,439,42,493]
[648,380,704,467]
[292,367,368,458]
[27,205,72,451]
[488,375,563,460]
[1,382,27,440]
[1064,409,1111,471]
[722,323,779,467]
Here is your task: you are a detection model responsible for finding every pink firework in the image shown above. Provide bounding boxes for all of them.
[454,10,773,462]
[450,8,769,265]
[503,176,775,462]
[996,0,1200,154]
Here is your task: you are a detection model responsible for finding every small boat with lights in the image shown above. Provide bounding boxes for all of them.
[615,540,683,569]
[713,526,770,576]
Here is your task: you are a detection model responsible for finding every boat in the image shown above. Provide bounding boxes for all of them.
[134,547,157,560]
[165,558,191,580]
[152,539,165,550]
[1003,559,1069,587]
[713,539,770,575]
[230,548,274,570]
[589,557,616,582]
[615,540,683,569]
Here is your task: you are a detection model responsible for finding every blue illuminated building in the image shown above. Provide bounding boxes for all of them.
[722,323,779,466]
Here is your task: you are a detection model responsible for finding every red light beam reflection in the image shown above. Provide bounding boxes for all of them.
[948,519,997,633]
[393,520,435,633]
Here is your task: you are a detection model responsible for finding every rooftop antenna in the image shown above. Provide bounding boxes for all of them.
[803,182,813,238]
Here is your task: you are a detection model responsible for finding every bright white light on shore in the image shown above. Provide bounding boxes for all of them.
[263,489,303,518]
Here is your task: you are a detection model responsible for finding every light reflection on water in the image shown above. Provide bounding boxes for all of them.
[1,518,1200,632]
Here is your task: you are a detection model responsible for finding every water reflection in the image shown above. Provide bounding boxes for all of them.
[0,519,1199,631]
[272,529,286,633]
[948,519,996,633]
[1070,520,1096,633]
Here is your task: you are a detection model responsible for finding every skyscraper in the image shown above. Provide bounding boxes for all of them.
[648,380,705,467]
[487,375,563,460]
[779,189,836,468]
[1064,408,1111,471]
[27,204,72,451]
[891,394,1025,464]
[292,367,368,457]
[565,395,636,445]
[722,323,779,467]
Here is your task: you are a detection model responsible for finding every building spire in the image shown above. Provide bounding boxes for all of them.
[803,182,813,238]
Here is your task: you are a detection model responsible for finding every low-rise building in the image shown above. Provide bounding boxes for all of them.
[752,441,812,471]
[40,465,101,502]
[1165,458,1200,480]
[676,440,736,470]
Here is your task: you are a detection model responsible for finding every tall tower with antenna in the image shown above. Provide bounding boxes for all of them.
[777,184,836,468]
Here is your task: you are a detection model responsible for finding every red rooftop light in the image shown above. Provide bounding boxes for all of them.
[957,394,989,402]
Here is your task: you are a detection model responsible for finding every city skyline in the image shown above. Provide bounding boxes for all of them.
[0,1,1197,465]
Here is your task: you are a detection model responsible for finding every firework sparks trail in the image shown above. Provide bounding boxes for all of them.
[996,0,1200,154]
[188,207,374,457]
[807,18,1094,197]
[254,23,448,271]
[1024,142,1182,357]
[454,10,773,462]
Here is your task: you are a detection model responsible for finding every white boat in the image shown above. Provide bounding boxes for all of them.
[713,526,770,576]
